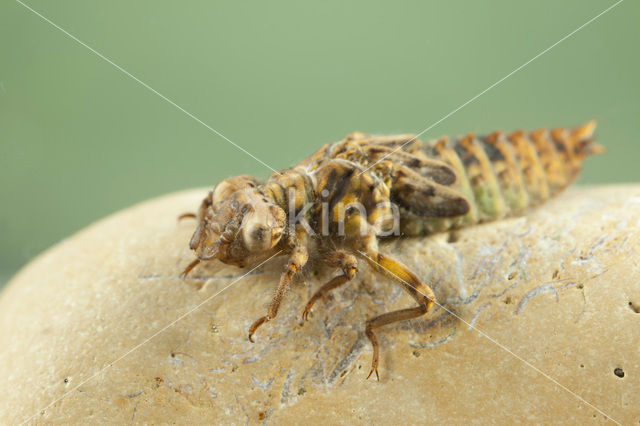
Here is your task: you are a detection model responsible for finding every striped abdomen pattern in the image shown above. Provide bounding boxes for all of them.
[401,121,601,235]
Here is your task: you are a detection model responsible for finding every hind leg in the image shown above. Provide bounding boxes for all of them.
[357,239,435,380]
[365,305,428,380]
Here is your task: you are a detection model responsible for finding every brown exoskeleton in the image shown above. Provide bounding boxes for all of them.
[181,122,601,380]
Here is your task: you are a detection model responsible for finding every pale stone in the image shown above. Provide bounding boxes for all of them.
[0,185,639,424]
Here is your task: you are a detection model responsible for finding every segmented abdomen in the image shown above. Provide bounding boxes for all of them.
[401,121,600,235]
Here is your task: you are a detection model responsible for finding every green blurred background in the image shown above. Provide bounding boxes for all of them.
[1,0,638,288]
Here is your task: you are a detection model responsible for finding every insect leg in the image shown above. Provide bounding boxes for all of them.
[180,258,201,278]
[178,191,213,222]
[178,212,197,221]
[248,236,309,342]
[302,250,358,321]
[358,241,436,380]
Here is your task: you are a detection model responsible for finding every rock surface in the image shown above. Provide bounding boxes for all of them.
[1,185,639,424]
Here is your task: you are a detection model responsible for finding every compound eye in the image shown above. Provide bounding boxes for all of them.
[252,225,267,243]
[243,222,270,251]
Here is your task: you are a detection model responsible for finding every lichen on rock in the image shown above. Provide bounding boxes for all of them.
[0,185,639,424]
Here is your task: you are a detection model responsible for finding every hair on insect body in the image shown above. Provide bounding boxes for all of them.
[180,121,602,380]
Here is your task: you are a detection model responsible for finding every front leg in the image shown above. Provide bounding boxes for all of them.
[248,231,309,342]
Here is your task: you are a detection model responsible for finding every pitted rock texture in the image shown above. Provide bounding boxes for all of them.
[0,185,638,424]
